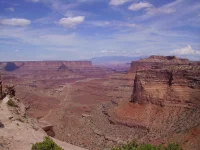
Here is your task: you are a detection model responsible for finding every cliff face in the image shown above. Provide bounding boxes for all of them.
[117,56,200,149]
[131,56,200,107]
[132,68,200,107]
[129,55,190,73]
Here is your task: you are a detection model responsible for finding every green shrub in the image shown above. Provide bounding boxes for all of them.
[112,141,139,150]
[32,136,63,150]
[112,142,182,150]
[164,143,183,150]
[139,144,157,150]
[7,99,18,107]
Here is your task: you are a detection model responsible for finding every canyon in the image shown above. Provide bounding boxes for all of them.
[0,56,200,150]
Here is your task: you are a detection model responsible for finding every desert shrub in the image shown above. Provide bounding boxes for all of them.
[164,143,183,150]
[112,141,139,150]
[112,142,182,150]
[32,136,63,150]
[16,118,25,123]
[139,144,157,150]
[7,99,18,107]
[5,85,16,97]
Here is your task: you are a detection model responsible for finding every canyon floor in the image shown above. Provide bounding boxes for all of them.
[2,68,136,149]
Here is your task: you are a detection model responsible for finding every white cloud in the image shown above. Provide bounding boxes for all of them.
[0,26,84,47]
[6,7,15,12]
[146,7,176,16]
[0,18,31,26]
[171,45,200,55]
[58,16,85,28]
[109,0,132,6]
[101,50,115,53]
[130,0,180,20]
[143,0,181,16]
[88,20,137,28]
[128,2,153,11]
[27,0,40,2]
[26,0,40,2]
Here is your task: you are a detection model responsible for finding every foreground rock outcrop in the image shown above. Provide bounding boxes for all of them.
[0,96,87,150]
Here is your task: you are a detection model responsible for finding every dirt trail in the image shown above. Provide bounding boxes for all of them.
[41,82,73,122]
[40,78,97,121]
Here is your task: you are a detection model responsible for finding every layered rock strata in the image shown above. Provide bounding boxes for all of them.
[102,56,200,150]
[1,61,115,77]
[1,61,92,71]
[129,55,190,73]
[132,68,200,107]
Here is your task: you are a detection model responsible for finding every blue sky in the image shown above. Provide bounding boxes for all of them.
[0,0,200,61]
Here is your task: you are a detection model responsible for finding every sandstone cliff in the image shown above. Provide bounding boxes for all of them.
[128,56,200,149]
[132,60,200,107]
[129,55,190,73]
[99,56,200,150]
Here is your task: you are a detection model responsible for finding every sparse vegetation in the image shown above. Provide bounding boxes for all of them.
[7,99,18,107]
[165,143,183,150]
[5,85,16,97]
[112,141,182,150]
[32,136,63,150]
[16,118,25,123]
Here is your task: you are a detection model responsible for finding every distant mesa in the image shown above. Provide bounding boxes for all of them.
[4,62,19,72]
[0,61,92,72]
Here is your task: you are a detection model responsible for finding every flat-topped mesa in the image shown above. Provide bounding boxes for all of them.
[132,66,200,107]
[4,62,20,72]
[141,55,189,62]
[129,55,190,73]
[22,61,92,69]
[63,61,92,67]
[1,61,92,71]
[19,61,63,71]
